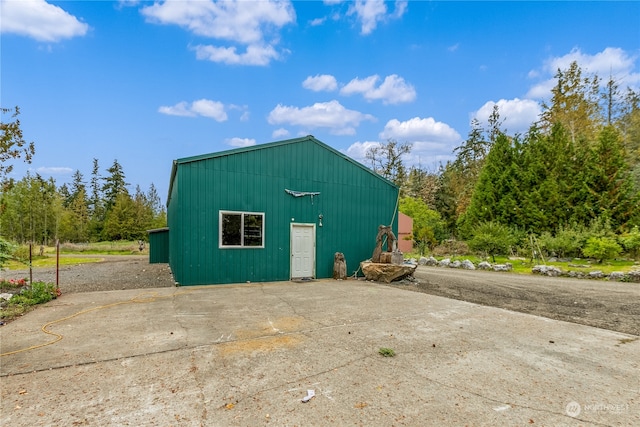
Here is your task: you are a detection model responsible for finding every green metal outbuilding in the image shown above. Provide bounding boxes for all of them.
[147,227,169,263]
[165,136,399,286]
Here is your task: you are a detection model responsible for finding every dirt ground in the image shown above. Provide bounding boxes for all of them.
[2,255,639,336]
[391,266,640,336]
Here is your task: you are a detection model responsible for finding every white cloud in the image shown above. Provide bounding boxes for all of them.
[473,99,542,135]
[272,128,290,139]
[193,43,280,66]
[141,0,295,66]
[36,166,74,175]
[527,47,640,98]
[267,100,376,135]
[191,99,228,120]
[309,17,326,26]
[141,0,294,43]
[158,99,227,121]
[343,140,381,165]
[340,74,416,104]
[374,117,462,168]
[347,0,406,35]
[0,0,89,42]
[302,74,338,92]
[379,117,461,142]
[226,137,256,148]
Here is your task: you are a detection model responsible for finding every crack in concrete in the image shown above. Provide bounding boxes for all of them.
[258,283,327,328]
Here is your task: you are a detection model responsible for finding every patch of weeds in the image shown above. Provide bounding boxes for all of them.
[1,281,57,323]
[9,281,57,305]
[618,337,638,345]
[378,347,396,357]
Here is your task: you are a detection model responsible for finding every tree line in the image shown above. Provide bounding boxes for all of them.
[0,157,166,244]
[373,62,640,259]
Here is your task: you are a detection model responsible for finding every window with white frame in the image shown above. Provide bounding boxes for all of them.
[220,211,264,248]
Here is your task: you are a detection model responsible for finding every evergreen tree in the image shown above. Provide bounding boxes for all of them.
[88,158,105,241]
[587,125,638,230]
[618,88,640,193]
[58,183,72,208]
[102,159,129,211]
[102,193,135,240]
[132,185,153,240]
[458,132,515,237]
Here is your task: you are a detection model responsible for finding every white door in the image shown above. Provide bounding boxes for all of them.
[290,224,315,279]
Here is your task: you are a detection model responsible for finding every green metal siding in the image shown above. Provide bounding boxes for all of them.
[148,228,170,263]
[167,136,398,285]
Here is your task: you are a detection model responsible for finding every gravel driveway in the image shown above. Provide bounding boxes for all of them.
[0,255,174,294]
[389,266,640,336]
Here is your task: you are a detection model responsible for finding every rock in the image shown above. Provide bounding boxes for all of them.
[0,293,14,301]
[418,257,428,265]
[532,265,562,276]
[478,261,492,270]
[461,260,476,270]
[589,271,604,279]
[608,272,626,281]
[391,250,404,265]
[628,271,640,282]
[493,263,513,272]
[425,256,438,266]
[360,262,417,283]
[450,260,461,268]
[438,258,451,267]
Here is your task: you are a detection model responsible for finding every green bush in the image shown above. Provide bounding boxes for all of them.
[582,237,622,263]
[468,221,517,262]
[537,225,586,258]
[9,281,56,306]
[0,238,15,270]
[620,226,640,259]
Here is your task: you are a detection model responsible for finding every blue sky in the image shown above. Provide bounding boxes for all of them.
[2,1,639,203]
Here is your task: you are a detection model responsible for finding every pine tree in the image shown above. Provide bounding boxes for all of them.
[88,158,105,241]
[102,159,129,212]
[102,192,135,240]
[458,132,514,237]
[587,125,638,230]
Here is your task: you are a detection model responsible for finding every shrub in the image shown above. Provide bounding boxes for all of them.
[431,239,470,257]
[620,226,640,259]
[0,238,14,270]
[9,281,56,306]
[468,222,517,262]
[582,237,622,263]
[538,225,586,259]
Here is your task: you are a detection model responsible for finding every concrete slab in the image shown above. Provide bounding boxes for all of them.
[1,280,638,426]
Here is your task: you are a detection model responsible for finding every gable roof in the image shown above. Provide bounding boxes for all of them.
[166,135,397,206]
